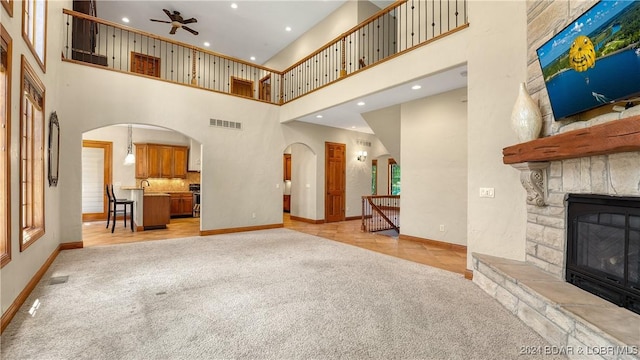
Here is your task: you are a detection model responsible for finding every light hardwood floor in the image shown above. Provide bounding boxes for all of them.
[82,214,467,275]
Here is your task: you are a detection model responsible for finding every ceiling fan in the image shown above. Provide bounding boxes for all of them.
[150,9,199,35]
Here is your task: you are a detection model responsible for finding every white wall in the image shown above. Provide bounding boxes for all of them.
[264,1,361,70]
[289,143,317,220]
[362,105,401,164]
[282,121,387,220]
[401,88,468,246]
[465,0,528,268]
[375,155,393,195]
[1,0,73,315]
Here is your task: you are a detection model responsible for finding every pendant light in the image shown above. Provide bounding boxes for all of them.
[123,124,135,165]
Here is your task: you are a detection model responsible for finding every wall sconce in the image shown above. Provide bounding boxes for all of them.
[357,150,367,162]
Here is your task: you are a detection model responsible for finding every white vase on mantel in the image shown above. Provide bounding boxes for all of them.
[511,82,542,142]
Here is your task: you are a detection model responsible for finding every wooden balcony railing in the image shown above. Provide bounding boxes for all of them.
[281,0,469,103]
[62,9,282,104]
[63,0,469,105]
[362,195,400,233]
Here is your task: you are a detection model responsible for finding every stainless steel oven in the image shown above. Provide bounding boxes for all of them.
[189,183,200,217]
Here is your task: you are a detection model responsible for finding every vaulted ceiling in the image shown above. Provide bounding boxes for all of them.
[95,1,467,133]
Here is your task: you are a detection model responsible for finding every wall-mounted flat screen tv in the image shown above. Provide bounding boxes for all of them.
[536,0,640,120]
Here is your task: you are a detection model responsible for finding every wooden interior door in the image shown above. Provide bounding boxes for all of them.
[259,75,271,102]
[82,140,112,221]
[325,142,346,223]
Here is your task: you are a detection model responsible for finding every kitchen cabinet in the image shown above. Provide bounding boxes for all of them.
[135,143,188,179]
[283,195,291,212]
[135,145,148,178]
[143,194,171,229]
[173,147,188,178]
[170,193,193,217]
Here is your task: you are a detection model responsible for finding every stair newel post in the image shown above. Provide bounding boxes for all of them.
[340,36,347,78]
[190,48,197,85]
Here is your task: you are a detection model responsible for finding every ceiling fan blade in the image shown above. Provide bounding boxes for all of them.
[182,26,199,35]
[150,19,171,23]
[182,18,197,24]
[169,26,178,35]
[163,9,172,19]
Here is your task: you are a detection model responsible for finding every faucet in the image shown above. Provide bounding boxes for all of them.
[140,179,150,191]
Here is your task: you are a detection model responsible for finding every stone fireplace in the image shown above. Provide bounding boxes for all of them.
[472,115,640,358]
[469,1,640,356]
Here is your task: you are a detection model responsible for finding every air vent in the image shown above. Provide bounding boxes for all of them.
[49,276,69,285]
[356,139,371,147]
[210,118,242,130]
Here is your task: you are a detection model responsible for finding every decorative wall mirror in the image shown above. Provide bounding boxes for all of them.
[48,111,60,186]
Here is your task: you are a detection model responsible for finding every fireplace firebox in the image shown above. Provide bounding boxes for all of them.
[566,194,640,315]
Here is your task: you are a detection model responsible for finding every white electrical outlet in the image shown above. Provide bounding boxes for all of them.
[276,183,280,188]
[251,212,256,219]
[439,224,445,232]
[479,187,495,198]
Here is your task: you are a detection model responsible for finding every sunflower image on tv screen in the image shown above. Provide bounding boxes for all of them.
[569,35,596,72]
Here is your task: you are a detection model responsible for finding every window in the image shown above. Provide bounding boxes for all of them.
[388,158,400,195]
[371,159,377,195]
[231,77,253,98]
[1,25,11,267]
[22,0,47,72]
[20,55,45,251]
[2,0,13,17]
[131,52,160,78]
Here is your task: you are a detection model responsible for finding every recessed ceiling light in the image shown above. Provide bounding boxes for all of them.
[285,26,292,32]
[357,101,365,106]
[231,3,238,9]
[411,85,422,90]
[250,56,256,61]
[203,42,210,47]
[122,17,130,23]
[351,126,357,129]
[316,115,323,118]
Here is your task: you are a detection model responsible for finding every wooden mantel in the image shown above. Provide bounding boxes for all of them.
[503,115,640,164]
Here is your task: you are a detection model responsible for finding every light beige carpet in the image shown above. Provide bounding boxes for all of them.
[1,228,564,359]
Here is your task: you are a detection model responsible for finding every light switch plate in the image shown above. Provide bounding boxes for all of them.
[479,187,495,198]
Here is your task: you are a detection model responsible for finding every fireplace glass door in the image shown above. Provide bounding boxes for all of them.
[567,194,640,315]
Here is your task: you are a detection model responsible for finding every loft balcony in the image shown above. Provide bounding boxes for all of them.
[62,1,469,107]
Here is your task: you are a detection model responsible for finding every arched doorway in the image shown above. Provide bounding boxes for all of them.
[81,123,202,245]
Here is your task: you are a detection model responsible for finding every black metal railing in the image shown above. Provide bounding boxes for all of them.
[281,0,468,103]
[361,195,400,233]
[63,0,468,105]
[63,9,282,104]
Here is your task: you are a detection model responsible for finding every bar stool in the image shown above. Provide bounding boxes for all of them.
[106,184,134,233]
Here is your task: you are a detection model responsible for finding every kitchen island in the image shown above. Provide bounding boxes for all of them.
[142,193,171,229]
[121,187,171,230]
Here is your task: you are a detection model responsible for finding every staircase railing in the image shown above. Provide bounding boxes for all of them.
[361,195,400,233]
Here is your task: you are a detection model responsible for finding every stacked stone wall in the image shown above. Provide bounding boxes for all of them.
[524,0,640,278]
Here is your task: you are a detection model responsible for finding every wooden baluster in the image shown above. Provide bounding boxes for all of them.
[340,36,347,78]
[191,48,197,85]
